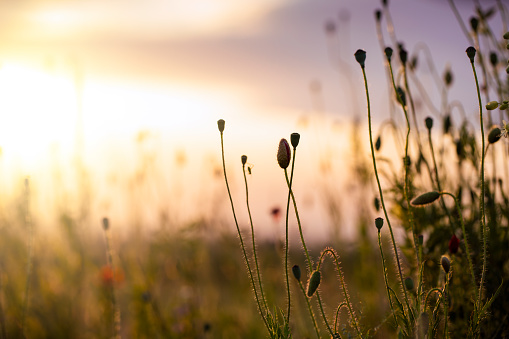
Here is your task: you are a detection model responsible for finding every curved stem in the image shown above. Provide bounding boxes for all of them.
[317,249,363,338]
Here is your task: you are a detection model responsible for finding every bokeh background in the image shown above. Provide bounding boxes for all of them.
[0,0,506,337]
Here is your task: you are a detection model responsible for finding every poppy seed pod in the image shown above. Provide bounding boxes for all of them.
[375,217,384,231]
[375,10,382,22]
[466,47,476,63]
[354,49,366,68]
[217,119,225,133]
[470,17,479,33]
[291,133,301,148]
[241,155,247,165]
[384,47,393,62]
[425,117,433,130]
[277,139,291,169]
[399,47,408,65]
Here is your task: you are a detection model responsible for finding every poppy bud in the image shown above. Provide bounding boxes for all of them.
[441,255,451,274]
[307,271,321,297]
[411,191,440,206]
[448,234,459,254]
[277,139,291,169]
[292,265,301,281]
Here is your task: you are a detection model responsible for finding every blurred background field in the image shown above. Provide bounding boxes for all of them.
[0,0,507,337]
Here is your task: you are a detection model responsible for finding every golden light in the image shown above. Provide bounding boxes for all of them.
[0,63,77,172]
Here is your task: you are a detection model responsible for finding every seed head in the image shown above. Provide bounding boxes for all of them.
[375,217,384,231]
[444,68,453,87]
[375,9,382,22]
[500,120,509,138]
[488,127,502,144]
[241,155,247,165]
[375,135,381,151]
[354,49,366,68]
[277,138,291,169]
[292,265,301,281]
[486,101,499,110]
[425,117,433,130]
[291,133,301,148]
[399,47,408,64]
[448,234,459,254]
[411,191,440,206]
[307,270,321,297]
[490,52,498,67]
[217,119,225,133]
[324,21,336,35]
[470,17,479,33]
[466,46,476,63]
[396,87,406,106]
[504,31,509,39]
[102,217,109,231]
[441,255,451,274]
[374,197,380,211]
[384,47,393,62]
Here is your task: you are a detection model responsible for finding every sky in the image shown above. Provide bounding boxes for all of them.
[0,0,504,240]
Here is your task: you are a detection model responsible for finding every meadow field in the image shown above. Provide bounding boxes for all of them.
[0,0,508,338]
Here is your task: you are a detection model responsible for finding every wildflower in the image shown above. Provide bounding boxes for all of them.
[500,120,509,138]
[449,234,459,254]
[100,265,125,286]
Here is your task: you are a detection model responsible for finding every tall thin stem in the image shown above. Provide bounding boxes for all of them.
[358,58,411,320]
[219,129,268,330]
[243,162,268,313]
[468,51,488,307]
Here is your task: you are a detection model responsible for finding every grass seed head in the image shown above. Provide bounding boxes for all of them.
[486,101,499,110]
[488,127,502,144]
[411,191,440,206]
[277,138,291,169]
